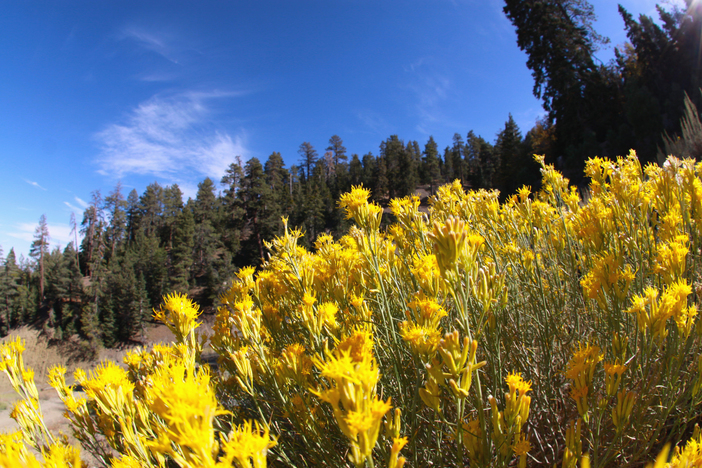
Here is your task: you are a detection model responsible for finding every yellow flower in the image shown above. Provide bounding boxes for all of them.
[318,302,338,329]
[513,434,531,468]
[336,326,374,363]
[302,292,317,307]
[147,364,226,466]
[219,420,277,468]
[339,185,372,219]
[399,321,442,358]
[505,372,532,395]
[153,292,201,342]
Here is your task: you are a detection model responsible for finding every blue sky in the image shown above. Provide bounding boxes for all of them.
[0,0,686,259]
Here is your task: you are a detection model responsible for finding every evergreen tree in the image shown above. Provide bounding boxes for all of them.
[170,208,195,293]
[503,0,609,176]
[221,159,245,256]
[126,189,140,242]
[298,142,318,179]
[451,133,466,183]
[465,131,481,187]
[348,154,363,186]
[139,183,164,237]
[615,3,702,162]
[162,185,184,249]
[105,252,149,343]
[58,242,83,337]
[80,191,107,346]
[265,152,291,222]
[423,136,441,195]
[193,178,217,225]
[327,135,348,166]
[192,179,223,300]
[239,158,273,264]
[29,214,50,301]
[442,146,453,182]
[104,183,127,262]
[495,115,521,194]
[0,249,20,330]
[398,140,418,197]
[362,152,377,190]
[373,155,388,202]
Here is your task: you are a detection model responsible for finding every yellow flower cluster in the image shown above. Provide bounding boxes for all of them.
[4,151,702,467]
[311,341,391,467]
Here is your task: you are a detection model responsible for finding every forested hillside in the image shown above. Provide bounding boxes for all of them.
[3,0,702,348]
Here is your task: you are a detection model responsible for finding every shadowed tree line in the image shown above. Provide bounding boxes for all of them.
[503,0,702,180]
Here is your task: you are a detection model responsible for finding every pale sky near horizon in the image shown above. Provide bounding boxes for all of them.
[0,0,687,259]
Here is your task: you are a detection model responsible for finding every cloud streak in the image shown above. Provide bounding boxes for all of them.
[7,222,78,250]
[75,197,89,209]
[403,60,462,134]
[24,179,47,191]
[121,27,181,64]
[95,92,248,181]
[64,202,83,212]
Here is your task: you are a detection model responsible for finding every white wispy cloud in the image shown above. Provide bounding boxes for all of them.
[64,201,83,212]
[24,179,47,191]
[121,27,181,64]
[95,92,248,182]
[404,60,463,133]
[74,197,89,209]
[356,110,393,136]
[7,222,78,250]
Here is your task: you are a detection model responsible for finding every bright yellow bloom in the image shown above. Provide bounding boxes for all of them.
[219,420,277,468]
[399,321,442,358]
[153,292,201,343]
[505,372,532,395]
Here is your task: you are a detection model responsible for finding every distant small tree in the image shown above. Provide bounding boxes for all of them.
[29,214,50,301]
[298,142,318,179]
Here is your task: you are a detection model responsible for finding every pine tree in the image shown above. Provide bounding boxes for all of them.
[451,134,466,183]
[192,180,223,299]
[126,189,140,242]
[0,249,20,331]
[298,142,318,179]
[423,136,441,195]
[265,152,291,223]
[170,208,195,293]
[59,242,83,337]
[495,114,526,196]
[29,214,50,301]
[327,135,348,166]
[104,183,127,262]
[398,141,418,197]
[239,158,273,264]
[362,152,377,190]
[193,178,217,225]
[80,191,107,346]
[374,156,388,203]
[139,183,164,237]
[503,0,608,175]
[349,154,363,187]
[442,146,453,182]
[44,247,68,329]
[221,158,245,256]
[162,185,184,250]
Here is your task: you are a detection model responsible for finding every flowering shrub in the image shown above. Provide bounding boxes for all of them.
[2,151,702,467]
